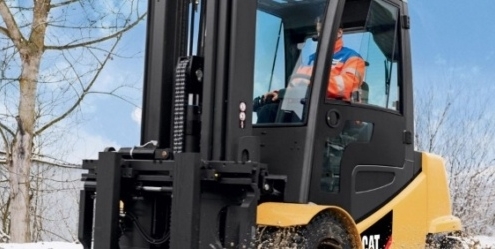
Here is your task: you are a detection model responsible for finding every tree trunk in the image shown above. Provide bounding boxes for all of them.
[8,50,43,243]
[9,133,33,242]
[4,0,49,242]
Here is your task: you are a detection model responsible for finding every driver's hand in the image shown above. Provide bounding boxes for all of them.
[264,90,279,101]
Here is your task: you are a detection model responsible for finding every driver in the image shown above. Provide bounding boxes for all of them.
[254,20,365,123]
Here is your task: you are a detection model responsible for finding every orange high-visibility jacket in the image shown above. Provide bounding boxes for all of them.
[296,39,365,101]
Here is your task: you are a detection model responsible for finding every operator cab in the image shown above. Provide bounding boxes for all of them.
[253,0,415,221]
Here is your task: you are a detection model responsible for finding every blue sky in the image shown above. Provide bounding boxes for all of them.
[70,0,495,161]
[409,1,495,88]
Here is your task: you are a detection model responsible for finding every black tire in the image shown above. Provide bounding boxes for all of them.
[299,211,355,249]
[426,233,464,249]
[257,226,303,248]
[257,211,356,249]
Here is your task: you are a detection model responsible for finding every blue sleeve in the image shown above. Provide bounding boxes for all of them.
[308,53,316,65]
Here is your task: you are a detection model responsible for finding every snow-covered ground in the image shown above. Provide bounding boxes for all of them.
[0,236,494,249]
[0,242,82,249]
[460,236,495,248]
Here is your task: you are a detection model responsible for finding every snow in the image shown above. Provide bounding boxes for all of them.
[461,236,495,248]
[0,236,494,248]
[0,242,82,249]
[0,236,495,248]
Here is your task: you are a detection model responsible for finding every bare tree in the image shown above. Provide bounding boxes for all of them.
[415,76,495,236]
[0,0,146,242]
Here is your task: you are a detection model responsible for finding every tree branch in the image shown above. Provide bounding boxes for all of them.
[44,12,146,50]
[34,35,122,136]
[31,152,81,169]
[0,26,8,37]
[0,121,14,137]
[87,91,139,107]
[31,157,81,169]
[50,0,79,9]
[0,0,26,49]
[0,128,10,160]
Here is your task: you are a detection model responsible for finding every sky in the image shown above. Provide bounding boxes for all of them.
[38,1,148,163]
[409,1,495,90]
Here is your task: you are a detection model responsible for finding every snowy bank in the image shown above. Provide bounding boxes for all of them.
[0,242,82,249]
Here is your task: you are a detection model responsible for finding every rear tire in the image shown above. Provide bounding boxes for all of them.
[426,233,464,249]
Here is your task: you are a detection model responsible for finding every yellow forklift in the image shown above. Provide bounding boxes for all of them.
[78,0,462,248]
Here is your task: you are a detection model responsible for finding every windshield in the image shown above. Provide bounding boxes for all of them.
[252,0,402,125]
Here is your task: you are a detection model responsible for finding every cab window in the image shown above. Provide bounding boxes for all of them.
[252,0,326,125]
[339,0,401,110]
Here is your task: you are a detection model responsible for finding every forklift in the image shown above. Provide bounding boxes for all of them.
[78,0,462,248]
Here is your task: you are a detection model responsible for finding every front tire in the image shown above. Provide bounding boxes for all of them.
[257,211,356,249]
[300,211,355,249]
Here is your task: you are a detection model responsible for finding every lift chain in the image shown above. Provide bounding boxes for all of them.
[172,58,190,154]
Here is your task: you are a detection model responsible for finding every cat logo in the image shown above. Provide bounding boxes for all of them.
[362,234,380,249]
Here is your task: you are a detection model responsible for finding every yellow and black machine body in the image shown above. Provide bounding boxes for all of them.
[78,0,461,248]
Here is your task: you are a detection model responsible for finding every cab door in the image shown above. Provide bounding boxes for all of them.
[308,0,416,221]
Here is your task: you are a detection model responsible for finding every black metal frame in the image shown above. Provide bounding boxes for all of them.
[140,0,188,148]
[79,0,262,248]
[78,149,265,249]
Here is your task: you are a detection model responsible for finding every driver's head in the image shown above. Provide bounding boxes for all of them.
[315,16,343,39]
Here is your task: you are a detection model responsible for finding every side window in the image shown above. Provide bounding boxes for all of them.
[253,11,285,100]
[252,1,326,125]
[340,0,400,110]
[252,11,286,124]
